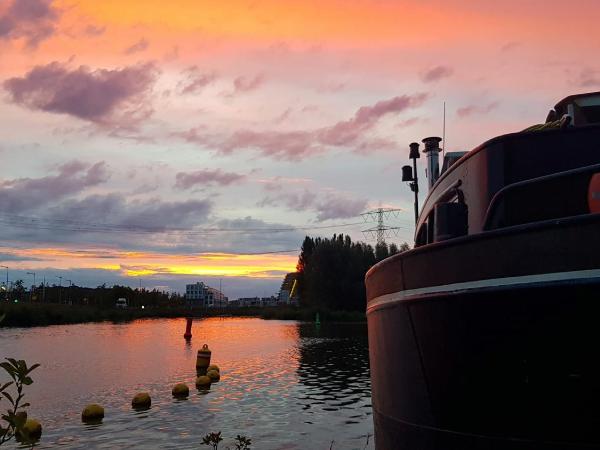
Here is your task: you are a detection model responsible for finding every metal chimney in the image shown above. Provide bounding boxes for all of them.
[422,136,442,189]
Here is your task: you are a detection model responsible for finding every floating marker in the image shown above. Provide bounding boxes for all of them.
[196,344,212,369]
[172,383,190,398]
[196,375,211,387]
[131,392,151,410]
[82,404,104,423]
[184,317,193,340]
[17,419,42,441]
[207,364,220,373]
[206,369,220,382]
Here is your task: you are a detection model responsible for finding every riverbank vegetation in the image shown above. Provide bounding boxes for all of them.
[0,303,366,328]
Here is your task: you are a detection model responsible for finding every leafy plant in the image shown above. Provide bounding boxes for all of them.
[233,435,251,450]
[0,358,40,445]
[201,431,223,450]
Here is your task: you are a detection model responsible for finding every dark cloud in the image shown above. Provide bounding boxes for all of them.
[420,65,453,83]
[175,169,246,189]
[179,93,427,161]
[258,188,367,222]
[123,38,149,55]
[46,194,213,230]
[456,101,499,118]
[0,0,60,47]
[0,253,43,262]
[0,161,109,213]
[178,66,217,94]
[3,61,159,129]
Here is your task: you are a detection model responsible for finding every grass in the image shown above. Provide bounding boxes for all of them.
[0,303,366,327]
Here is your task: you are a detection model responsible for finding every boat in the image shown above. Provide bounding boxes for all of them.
[365,92,600,449]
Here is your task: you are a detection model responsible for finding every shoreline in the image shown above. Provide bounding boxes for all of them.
[0,303,366,328]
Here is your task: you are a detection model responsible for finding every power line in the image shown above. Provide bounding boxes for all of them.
[0,213,370,235]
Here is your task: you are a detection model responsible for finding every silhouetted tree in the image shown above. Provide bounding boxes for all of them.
[296,235,409,311]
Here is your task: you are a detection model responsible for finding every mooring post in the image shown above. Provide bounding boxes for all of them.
[184,317,193,340]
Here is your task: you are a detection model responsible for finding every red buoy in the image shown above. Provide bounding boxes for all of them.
[184,317,193,340]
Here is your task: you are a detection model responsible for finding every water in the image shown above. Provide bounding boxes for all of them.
[0,318,373,449]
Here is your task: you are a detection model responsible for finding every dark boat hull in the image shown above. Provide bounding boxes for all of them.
[366,216,600,449]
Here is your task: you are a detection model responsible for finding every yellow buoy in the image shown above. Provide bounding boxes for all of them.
[132,392,151,409]
[172,383,190,398]
[196,375,212,387]
[207,364,220,373]
[196,344,212,369]
[17,419,42,441]
[82,404,104,423]
[206,369,220,382]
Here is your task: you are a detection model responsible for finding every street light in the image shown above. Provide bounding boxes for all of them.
[26,272,36,302]
[0,266,7,302]
[66,279,72,305]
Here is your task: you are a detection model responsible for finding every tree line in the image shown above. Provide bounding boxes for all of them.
[1,282,185,309]
[296,234,409,312]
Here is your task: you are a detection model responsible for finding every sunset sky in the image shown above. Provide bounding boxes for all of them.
[1,0,599,297]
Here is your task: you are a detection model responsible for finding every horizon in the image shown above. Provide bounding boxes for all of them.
[2,0,600,297]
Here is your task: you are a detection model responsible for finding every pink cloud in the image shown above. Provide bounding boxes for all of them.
[124,38,149,55]
[179,93,428,161]
[420,65,453,83]
[233,73,266,93]
[456,101,499,118]
[577,68,600,88]
[178,66,217,95]
[3,61,159,129]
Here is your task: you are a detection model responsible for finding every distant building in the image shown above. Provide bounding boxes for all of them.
[185,282,228,308]
[231,296,278,307]
[277,272,299,306]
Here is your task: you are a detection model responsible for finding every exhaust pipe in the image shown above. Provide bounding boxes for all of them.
[422,136,442,189]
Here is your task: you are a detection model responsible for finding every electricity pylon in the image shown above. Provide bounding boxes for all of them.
[361,208,403,246]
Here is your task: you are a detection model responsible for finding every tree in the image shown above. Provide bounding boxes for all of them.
[10,281,25,302]
[295,235,409,312]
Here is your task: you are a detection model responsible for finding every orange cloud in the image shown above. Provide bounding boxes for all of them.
[0,246,297,278]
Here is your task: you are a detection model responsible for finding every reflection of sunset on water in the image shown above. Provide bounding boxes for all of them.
[0,318,372,448]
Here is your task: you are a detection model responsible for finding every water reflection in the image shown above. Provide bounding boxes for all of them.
[0,318,372,449]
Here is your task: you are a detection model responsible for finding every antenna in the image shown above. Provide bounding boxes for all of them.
[442,101,446,160]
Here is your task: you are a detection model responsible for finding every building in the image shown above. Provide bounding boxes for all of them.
[230,296,278,307]
[185,282,228,308]
[277,272,299,306]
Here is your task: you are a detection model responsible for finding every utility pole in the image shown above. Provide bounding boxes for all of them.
[361,208,404,246]
[57,276,63,304]
[66,279,72,305]
[0,266,7,302]
[43,276,46,303]
[26,272,36,302]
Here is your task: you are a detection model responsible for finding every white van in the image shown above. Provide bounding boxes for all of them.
[115,298,128,309]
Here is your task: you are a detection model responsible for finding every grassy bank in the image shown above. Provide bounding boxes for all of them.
[0,303,366,327]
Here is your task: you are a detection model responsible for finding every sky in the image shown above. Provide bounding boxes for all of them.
[1,0,599,298]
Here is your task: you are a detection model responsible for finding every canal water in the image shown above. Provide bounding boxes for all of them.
[0,318,373,449]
